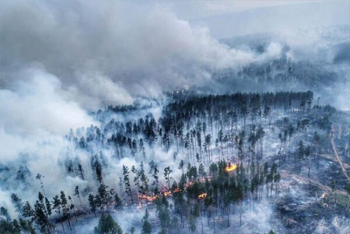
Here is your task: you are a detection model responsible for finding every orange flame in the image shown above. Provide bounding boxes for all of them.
[174,188,182,193]
[138,194,158,202]
[198,193,207,199]
[225,164,237,172]
[138,176,212,204]
[163,191,172,197]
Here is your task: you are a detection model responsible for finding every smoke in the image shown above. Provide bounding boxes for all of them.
[314,216,350,234]
[0,0,285,111]
[0,68,96,137]
[0,66,97,216]
[0,1,286,185]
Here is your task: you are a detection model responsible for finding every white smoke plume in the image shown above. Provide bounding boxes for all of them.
[0,0,284,111]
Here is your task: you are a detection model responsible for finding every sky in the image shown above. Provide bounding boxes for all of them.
[157,0,324,19]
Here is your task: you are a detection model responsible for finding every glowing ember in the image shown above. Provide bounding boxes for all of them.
[225,163,237,172]
[137,177,211,204]
[174,188,182,193]
[138,194,158,202]
[164,191,172,197]
[198,193,207,199]
[320,192,326,199]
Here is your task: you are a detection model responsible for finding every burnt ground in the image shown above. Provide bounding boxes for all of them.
[273,149,350,234]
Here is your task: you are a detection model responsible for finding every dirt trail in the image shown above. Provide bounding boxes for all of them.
[280,170,348,196]
[319,154,350,169]
[330,125,350,183]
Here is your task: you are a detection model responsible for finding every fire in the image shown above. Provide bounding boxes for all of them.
[198,193,207,199]
[138,176,213,204]
[320,192,326,199]
[174,188,182,193]
[163,191,172,197]
[225,163,237,172]
[138,194,158,202]
[138,187,183,203]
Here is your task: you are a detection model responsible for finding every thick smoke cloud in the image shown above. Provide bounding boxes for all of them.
[0,68,96,136]
[0,0,272,212]
[0,67,98,215]
[0,0,283,111]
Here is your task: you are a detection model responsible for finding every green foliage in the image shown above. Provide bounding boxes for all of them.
[0,219,21,234]
[158,229,167,234]
[114,193,123,208]
[88,194,97,215]
[142,209,152,234]
[0,207,11,221]
[94,213,123,234]
[156,204,170,229]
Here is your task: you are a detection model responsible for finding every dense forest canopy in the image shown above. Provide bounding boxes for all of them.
[1,89,350,234]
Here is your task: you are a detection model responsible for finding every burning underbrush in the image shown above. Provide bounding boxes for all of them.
[225,163,238,172]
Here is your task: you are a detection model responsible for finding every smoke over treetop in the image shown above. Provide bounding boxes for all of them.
[0,0,285,111]
[0,68,96,136]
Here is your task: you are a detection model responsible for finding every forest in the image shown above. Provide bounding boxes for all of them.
[1,90,349,234]
[1,1,349,234]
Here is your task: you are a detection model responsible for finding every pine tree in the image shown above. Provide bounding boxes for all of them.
[178,160,184,174]
[0,207,11,221]
[11,193,23,214]
[141,209,152,234]
[74,186,83,207]
[94,213,123,234]
[52,195,66,233]
[198,163,206,177]
[34,192,52,234]
[164,167,172,188]
[123,165,133,204]
[114,193,123,209]
[60,191,72,231]
[88,194,97,216]
[22,202,35,220]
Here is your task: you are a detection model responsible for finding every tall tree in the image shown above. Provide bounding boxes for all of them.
[94,213,123,234]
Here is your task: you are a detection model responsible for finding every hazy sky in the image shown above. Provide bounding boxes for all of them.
[164,0,312,19]
[187,1,349,38]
